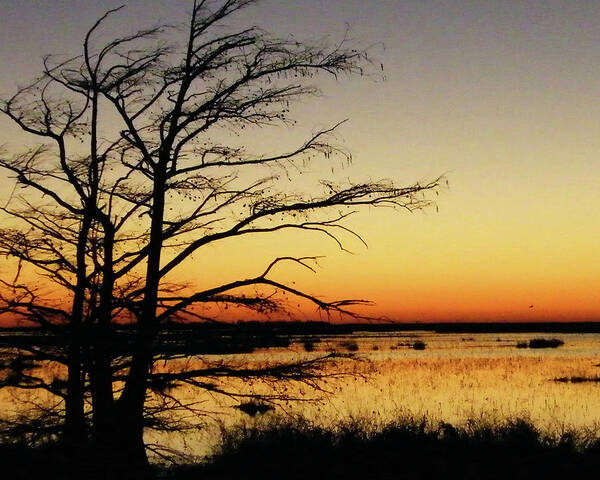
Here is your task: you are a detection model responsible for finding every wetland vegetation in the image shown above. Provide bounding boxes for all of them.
[3,322,600,478]
[4,415,600,479]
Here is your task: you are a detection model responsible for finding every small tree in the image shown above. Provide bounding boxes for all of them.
[0,0,440,472]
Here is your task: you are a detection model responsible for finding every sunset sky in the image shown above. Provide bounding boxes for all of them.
[1,0,599,322]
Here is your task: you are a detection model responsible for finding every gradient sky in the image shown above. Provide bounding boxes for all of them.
[1,0,599,322]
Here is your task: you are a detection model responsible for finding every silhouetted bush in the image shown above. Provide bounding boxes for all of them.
[528,338,564,349]
[234,401,274,417]
[516,338,564,349]
[300,337,320,352]
[555,376,600,383]
[340,340,359,352]
[412,340,426,350]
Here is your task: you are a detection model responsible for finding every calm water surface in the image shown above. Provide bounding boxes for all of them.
[4,331,600,461]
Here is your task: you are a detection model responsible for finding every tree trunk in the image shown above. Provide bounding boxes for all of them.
[113,169,168,470]
[64,214,93,445]
[89,338,114,450]
[65,342,86,445]
[112,348,153,473]
[91,216,116,449]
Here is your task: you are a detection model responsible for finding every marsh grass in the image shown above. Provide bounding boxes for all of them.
[174,416,600,480]
[5,415,600,479]
[5,332,600,467]
[141,335,600,460]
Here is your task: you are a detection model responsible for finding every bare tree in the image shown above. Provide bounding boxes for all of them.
[0,0,441,472]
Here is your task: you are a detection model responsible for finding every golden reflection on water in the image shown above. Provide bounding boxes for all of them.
[3,332,600,460]
[147,332,600,459]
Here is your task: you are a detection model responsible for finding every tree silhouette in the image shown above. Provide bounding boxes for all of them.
[0,0,440,473]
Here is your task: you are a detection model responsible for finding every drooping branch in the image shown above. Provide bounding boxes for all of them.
[156,179,441,281]
[168,120,351,178]
[154,255,374,323]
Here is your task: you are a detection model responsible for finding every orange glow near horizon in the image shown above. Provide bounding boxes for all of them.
[1,2,600,325]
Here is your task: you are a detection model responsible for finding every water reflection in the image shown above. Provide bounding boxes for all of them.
[3,331,600,461]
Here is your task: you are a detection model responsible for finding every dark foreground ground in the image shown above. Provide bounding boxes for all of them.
[3,418,600,480]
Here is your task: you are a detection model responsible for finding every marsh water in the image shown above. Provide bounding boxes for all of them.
[153,330,600,460]
[4,329,600,461]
